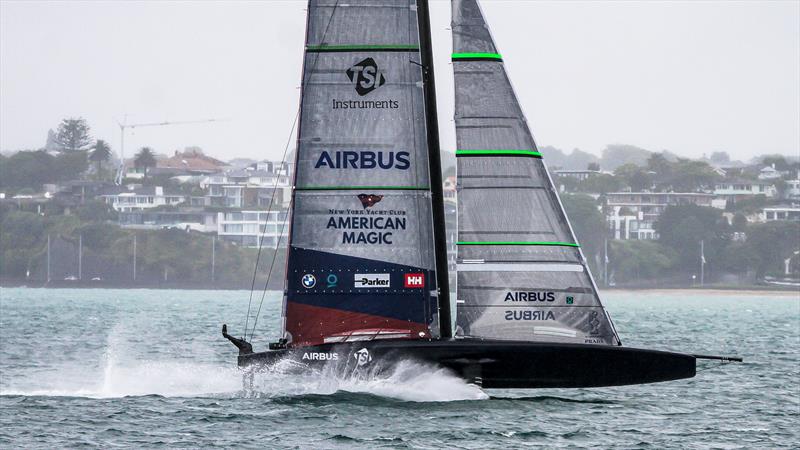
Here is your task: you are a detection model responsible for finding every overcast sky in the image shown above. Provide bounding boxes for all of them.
[1,0,798,163]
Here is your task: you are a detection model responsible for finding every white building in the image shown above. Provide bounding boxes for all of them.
[784,177,800,201]
[758,165,782,180]
[217,210,289,247]
[100,186,186,212]
[202,169,291,209]
[762,205,800,222]
[554,169,605,182]
[606,192,714,240]
[713,179,776,203]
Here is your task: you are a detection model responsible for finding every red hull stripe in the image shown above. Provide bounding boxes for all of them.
[285,303,430,347]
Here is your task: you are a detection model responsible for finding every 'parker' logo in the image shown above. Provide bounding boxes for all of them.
[346,58,385,96]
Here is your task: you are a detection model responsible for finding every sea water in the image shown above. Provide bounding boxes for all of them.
[0,288,797,448]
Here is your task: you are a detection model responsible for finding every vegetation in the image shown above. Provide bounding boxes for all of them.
[0,205,268,286]
[0,150,89,193]
[134,147,157,179]
[561,194,605,273]
[557,193,800,285]
[54,118,93,152]
[90,139,112,180]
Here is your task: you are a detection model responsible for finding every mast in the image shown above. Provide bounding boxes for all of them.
[417,0,452,339]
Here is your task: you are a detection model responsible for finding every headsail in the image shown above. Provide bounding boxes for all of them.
[452,0,621,345]
[283,0,443,347]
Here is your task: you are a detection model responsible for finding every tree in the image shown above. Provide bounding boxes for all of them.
[45,129,61,152]
[609,240,677,283]
[561,194,606,274]
[646,153,673,178]
[576,174,623,194]
[728,194,769,214]
[709,151,730,165]
[55,118,93,152]
[76,200,118,223]
[667,159,721,192]
[615,163,653,191]
[600,144,651,171]
[761,155,789,171]
[90,140,112,179]
[134,147,157,179]
[655,205,731,273]
[0,150,87,192]
[746,222,800,278]
[587,162,601,171]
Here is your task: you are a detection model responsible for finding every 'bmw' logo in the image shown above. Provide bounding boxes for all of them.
[301,274,316,289]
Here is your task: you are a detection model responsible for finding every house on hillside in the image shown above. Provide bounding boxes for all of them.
[606,192,714,240]
[758,165,782,180]
[124,148,230,179]
[713,179,776,206]
[202,168,292,209]
[217,210,289,247]
[100,186,186,212]
[784,174,800,201]
[762,204,800,222]
[553,169,605,182]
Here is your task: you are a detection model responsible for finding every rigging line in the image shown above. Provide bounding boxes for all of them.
[242,108,299,341]
[248,204,291,343]
[247,0,342,343]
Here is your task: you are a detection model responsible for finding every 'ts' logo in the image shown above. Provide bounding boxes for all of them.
[353,348,372,366]
[346,58,385,96]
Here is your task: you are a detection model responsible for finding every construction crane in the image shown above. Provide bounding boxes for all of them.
[115,117,225,185]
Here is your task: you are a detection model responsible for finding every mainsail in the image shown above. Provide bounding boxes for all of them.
[451,0,621,345]
[283,0,445,347]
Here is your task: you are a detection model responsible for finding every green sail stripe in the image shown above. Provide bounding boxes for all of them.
[296,186,429,191]
[457,241,580,247]
[452,52,503,60]
[307,44,419,52]
[456,149,542,158]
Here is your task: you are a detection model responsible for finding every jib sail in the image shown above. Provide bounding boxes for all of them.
[452,0,621,345]
[282,0,443,347]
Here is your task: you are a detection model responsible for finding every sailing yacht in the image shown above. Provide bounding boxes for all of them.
[224,0,739,388]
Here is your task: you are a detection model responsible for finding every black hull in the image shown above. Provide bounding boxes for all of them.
[238,340,696,389]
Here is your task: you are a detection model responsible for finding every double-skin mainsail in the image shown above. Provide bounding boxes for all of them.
[282,0,449,347]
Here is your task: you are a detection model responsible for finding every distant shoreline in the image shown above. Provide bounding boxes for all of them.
[2,282,798,297]
[602,287,799,296]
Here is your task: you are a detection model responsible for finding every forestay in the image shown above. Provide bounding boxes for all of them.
[283,0,440,347]
[452,0,621,345]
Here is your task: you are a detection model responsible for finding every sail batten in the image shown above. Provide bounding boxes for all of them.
[451,52,503,61]
[307,44,420,52]
[452,0,620,345]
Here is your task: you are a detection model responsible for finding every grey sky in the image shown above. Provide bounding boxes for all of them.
[1,0,798,163]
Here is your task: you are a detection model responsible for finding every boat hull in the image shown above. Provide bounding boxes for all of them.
[238,340,696,389]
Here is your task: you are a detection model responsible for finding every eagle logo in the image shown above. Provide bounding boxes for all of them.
[357,194,383,209]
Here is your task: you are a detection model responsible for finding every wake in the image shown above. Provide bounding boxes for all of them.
[0,324,487,402]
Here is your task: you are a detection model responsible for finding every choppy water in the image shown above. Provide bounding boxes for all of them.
[0,288,798,448]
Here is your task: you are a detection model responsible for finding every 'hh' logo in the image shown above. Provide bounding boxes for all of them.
[346,57,385,96]
[404,273,424,288]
